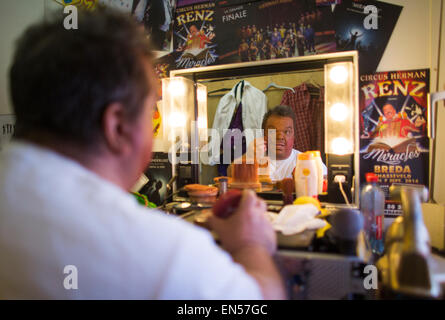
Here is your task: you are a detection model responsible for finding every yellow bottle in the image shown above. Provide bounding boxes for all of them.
[308,151,324,194]
[294,152,318,198]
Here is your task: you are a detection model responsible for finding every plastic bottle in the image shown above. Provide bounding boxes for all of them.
[308,151,324,194]
[294,152,318,198]
[360,173,385,255]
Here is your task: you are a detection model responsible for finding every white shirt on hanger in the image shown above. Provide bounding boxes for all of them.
[0,141,262,299]
[208,81,267,166]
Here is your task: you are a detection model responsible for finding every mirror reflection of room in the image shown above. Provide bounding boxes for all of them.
[200,70,326,191]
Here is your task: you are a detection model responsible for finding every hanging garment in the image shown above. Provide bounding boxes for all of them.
[280,83,325,153]
[311,86,325,156]
[217,100,246,176]
[209,80,267,166]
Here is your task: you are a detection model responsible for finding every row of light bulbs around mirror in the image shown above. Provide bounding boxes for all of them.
[326,63,354,155]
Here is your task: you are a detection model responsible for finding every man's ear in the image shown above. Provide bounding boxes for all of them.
[102,102,134,155]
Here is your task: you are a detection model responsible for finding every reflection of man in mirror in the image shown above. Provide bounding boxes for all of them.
[260,106,327,182]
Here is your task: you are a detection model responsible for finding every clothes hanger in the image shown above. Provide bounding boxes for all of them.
[208,87,232,95]
[303,73,322,97]
[306,72,322,89]
[263,82,295,93]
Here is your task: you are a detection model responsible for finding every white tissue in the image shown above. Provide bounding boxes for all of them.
[273,204,327,235]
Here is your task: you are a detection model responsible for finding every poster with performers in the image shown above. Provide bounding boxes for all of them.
[140,153,172,206]
[215,0,336,65]
[131,0,176,52]
[172,1,218,69]
[334,0,402,74]
[359,69,430,217]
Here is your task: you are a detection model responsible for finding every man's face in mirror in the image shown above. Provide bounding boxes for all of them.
[264,115,295,160]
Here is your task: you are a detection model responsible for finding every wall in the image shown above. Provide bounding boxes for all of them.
[432,0,445,204]
[0,0,45,115]
[369,0,445,203]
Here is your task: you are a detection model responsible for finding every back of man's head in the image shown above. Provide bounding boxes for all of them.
[9,8,154,147]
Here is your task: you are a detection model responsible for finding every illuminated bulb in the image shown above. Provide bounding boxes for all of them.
[331,137,352,155]
[330,103,348,121]
[168,79,186,97]
[197,88,207,102]
[168,112,186,128]
[197,116,207,129]
[329,65,348,84]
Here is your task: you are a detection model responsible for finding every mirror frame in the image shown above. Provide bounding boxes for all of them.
[170,51,360,209]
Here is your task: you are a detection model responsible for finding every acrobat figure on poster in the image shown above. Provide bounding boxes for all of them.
[361,103,378,138]
[370,103,426,139]
[348,30,363,50]
[188,25,214,50]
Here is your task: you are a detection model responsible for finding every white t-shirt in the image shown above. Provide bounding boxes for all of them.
[268,149,301,182]
[268,149,327,182]
[0,141,262,299]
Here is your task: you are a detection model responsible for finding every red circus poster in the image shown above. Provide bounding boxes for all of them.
[359,69,430,217]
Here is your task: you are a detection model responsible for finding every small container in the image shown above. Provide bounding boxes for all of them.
[294,152,318,198]
[184,184,218,204]
[360,173,385,255]
[281,178,294,205]
[308,151,324,194]
[218,178,228,196]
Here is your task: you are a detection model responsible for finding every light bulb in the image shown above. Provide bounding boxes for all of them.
[168,79,186,97]
[197,116,207,129]
[329,65,348,84]
[197,88,207,102]
[168,112,186,128]
[330,103,348,121]
[331,137,352,155]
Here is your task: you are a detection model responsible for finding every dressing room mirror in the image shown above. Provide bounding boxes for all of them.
[170,51,359,207]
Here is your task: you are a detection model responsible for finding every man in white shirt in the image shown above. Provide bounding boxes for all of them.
[262,105,327,182]
[0,9,285,299]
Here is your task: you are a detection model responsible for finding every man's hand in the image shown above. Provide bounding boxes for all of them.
[208,189,285,300]
[208,189,276,255]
